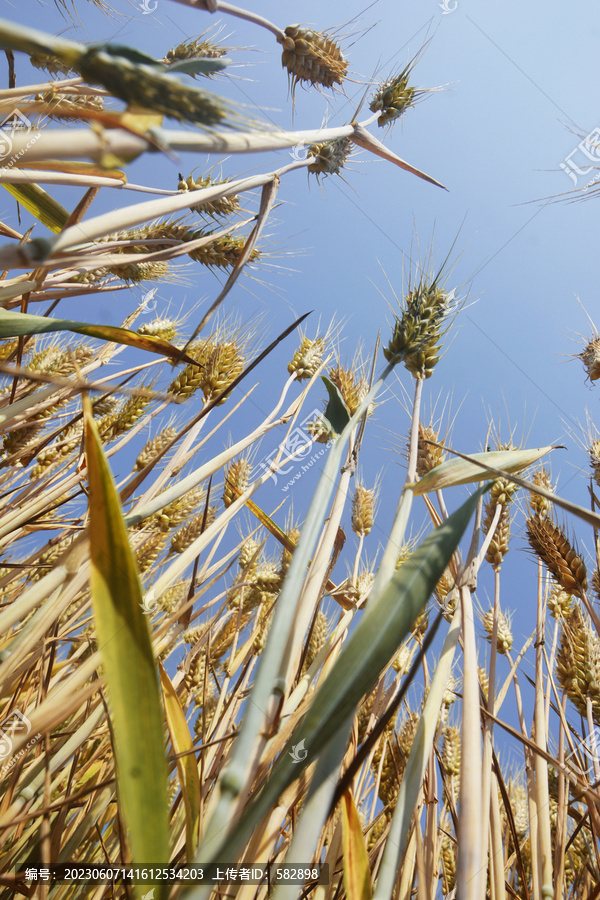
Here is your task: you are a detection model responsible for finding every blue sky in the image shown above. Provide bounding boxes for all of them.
[4,0,600,755]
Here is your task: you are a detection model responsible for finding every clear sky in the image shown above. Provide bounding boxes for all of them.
[3,0,600,755]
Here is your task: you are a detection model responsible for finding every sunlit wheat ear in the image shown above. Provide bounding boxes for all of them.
[578,333,600,382]
[178,172,241,219]
[134,426,178,470]
[367,813,390,852]
[352,482,375,536]
[29,53,76,77]
[548,586,573,619]
[369,52,435,128]
[33,90,104,120]
[556,603,600,721]
[97,391,153,442]
[384,276,457,379]
[151,486,205,532]
[171,506,217,554]
[163,33,229,69]
[137,317,180,341]
[307,137,352,177]
[135,531,168,573]
[328,361,372,416]
[526,513,588,598]
[482,466,519,569]
[278,25,348,96]
[26,341,94,377]
[416,422,447,476]
[440,835,457,893]
[482,607,513,655]
[528,465,554,517]
[29,422,83,480]
[168,333,246,403]
[223,456,252,508]
[288,335,325,379]
[391,640,416,675]
[478,666,489,702]
[301,610,330,673]
[441,724,461,778]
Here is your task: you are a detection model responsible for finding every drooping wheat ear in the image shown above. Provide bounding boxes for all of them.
[384,280,454,379]
[137,318,179,341]
[526,513,588,597]
[528,465,554,517]
[134,427,178,471]
[579,334,600,382]
[482,476,518,569]
[556,603,600,721]
[482,607,513,655]
[278,25,348,94]
[417,422,446,476]
[223,457,252,508]
[352,483,375,536]
[307,137,352,177]
[98,393,153,443]
[547,586,573,618]
[168,338,245,403]
[178,173,240,218]
[287,335,325,379]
